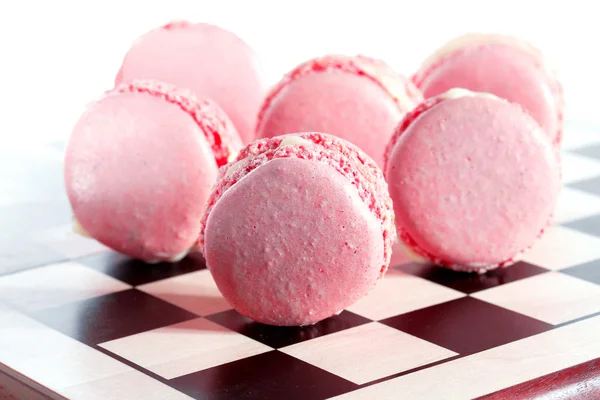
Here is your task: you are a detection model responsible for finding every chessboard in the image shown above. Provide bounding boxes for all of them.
[1,121,599,400]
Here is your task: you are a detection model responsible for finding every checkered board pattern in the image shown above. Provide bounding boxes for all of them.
[1,122,600,400]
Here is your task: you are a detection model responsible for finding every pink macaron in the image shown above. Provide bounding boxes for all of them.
[199,132,394,326]
[115,20,267,144]
[413,33,564,146]
[385,89,561,273]
[64,80,242,262]
[255,55,423,168]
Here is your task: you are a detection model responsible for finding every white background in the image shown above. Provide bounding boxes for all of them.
[0,0,598,148]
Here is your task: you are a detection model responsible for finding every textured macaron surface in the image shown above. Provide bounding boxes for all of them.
[386,94,561,271]
[115,80,242,167]
[414,38,563,146]
[116,21,266,144]
[200,133,394,325]
[255,55,422,167]
[65,81,238,261]
[201,132,394,269]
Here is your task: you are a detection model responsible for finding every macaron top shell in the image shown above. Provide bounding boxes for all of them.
[413,34,563,146]
[115,81,242,167]
[255,55,423,167]
[200,133,394,326]
[116,21,267,144]
[65,80,241,262]
[200,132,395,274]
[256,54,423,125]
[385,90,561,272]
[204,157,384,326]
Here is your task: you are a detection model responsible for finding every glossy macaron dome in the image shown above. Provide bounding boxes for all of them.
[255,54,423,167]
[116,20,267,144]
[199,133,394,325]
[65,80,242,262]
[385,89,561,272]
[413,33,564,146]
